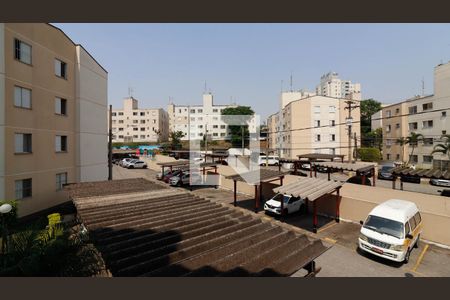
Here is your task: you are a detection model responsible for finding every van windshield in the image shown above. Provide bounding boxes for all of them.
[363,215,404,239]
[271,193,290,204]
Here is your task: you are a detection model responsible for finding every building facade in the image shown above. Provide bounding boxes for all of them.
[267,95,361,160]
[379,62,450,168]
[167,93,256,141]
[110,97,169,143]
[316,72,361,100]
[0,23,108,217]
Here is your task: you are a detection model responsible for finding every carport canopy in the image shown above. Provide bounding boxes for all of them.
[273,177,344,233]
[392,166,450,179]
[225,169,290,213]
[297,153,345,162]
[312,161,377,186]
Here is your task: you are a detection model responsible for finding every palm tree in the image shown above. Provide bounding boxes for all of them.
[396,137,407,164]
[431,134,450,159]
[405,132,424,165]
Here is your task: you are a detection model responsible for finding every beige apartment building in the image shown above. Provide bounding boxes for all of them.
[267,95,360,160]
[0,23,108,217]
[378,61,450,168]
[110,97,169,143]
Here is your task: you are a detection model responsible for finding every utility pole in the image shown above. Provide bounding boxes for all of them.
[108,104,113,180]
[241,126,244,153]
[344,100,360,163]
[354,132,358,162]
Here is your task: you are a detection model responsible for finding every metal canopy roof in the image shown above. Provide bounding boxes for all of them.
[313,161,376,173]
[297,153,345,161]
[392,166,450,179]
[273,177,344,201]
[225,169,290,185]
[71,179,330,277]
[157,160,190,167]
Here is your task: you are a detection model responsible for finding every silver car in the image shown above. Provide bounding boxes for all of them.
[430,178,450,187]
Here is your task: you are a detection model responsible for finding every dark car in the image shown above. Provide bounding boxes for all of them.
[438,189,450,197]
[347,175,372,185]
[378,165,394,181]
[163,169,183,183]
[400,174,421,184]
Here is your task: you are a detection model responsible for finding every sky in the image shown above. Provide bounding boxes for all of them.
[55,23,450,120]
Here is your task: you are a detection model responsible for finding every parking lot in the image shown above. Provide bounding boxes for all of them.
[113,164,450,277]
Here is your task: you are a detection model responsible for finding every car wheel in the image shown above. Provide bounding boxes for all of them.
[143,165,147,169]
[415,235,420,248]
[404,248,411,264]
[129,166,134,169]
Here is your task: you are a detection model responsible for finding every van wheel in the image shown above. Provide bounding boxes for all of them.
[415,235,420,248]
[404,248,411,264]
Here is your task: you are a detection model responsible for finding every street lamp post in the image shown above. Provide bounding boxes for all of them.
[0,203,13,257]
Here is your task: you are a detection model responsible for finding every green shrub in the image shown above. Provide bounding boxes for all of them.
[357,147,382,162]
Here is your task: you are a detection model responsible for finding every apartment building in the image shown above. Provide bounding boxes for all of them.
[0,23,108,217]
[167,93,256,141]
[379,62,450,168]
[316,72,362,100]
[267,95,361,160]
[110,97,169,143]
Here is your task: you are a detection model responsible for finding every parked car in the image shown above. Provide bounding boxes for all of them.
[300,162,311,170]
[438,189,450,197]
[258,155,280,166]
[119,158,136,167]
[378,165,395,181]
[429,178,450,187]
[169,173,202,186]
[156,169,172,180]
[163,169,183,183]
[400,174,421,184]
[358,199,422,263]
[347,175,371,185]
[264,193,306,216]
[127,160,147,169]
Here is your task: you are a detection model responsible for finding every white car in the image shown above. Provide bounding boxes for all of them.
[430,178,450,187]
[169,173,202,186]
[127,160,147,169]
[258,155,280,166]
[120,158,136,167]
[264,193,305,215]
[358,199,422,263]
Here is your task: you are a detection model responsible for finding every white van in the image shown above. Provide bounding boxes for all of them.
[259,155,280,166]
[358,199,422,263]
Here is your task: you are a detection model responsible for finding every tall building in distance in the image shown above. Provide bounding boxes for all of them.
[267,95,361,160]
[167,93,256,141]
[316,72,362,100]
[378,62,450,168]
[0,23,108,217]
[110,97,169,143]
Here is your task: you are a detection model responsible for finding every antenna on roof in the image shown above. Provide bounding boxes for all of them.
[421,77,425,96]
[290,71,293,92]
[204,81,207,94]
[128,85,134,98]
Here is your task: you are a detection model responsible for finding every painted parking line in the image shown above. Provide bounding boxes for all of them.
[412,244,429,273]
[317,221,338,233]
[323,237,337,244]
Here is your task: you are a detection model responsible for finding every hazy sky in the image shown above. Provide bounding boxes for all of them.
[55,23,450,120]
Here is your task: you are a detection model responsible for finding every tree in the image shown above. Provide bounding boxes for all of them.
[360,99,383,147]
[431,134,450,159]
[169,131,186,150]
[221,106,255,147]
[153,129,162,143]
[396,137,407,164]
[405,132,424,165]
[366,127,383,151]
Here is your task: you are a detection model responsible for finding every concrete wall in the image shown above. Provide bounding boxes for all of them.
[75,46,108,182]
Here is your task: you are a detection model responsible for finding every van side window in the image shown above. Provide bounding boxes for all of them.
[409,216,417,231]
[414,212,422,225]
[405,222,411,235]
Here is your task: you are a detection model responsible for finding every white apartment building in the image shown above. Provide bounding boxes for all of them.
[280,90,316,109]
[110,97,169,143]
[316,72,362,100]
[167,93,257,141]
[378,61,450,168]
[267,94,361,160]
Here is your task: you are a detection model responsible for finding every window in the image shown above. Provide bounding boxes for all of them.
[442,111,447,117]
[314,106,320,113]
[198,125,203,129]
[409,106,417,114]
[396,154,400,160]
[386,110,391,118]
[386,154,391,160]
[14,86,31,109]
[409,122,418,130]
[140,135,146,139]
[386,125,391,133]
[152,120,156,124]
[14,39,32,64]
[395,108,400,114]
[220,125,226,129]
[315,134,321,142]
[329,106,336,113]
[133,135,138,138]
[410,155,418,163]
[422,102,433,111]
[213,117,218,121]
[140,112,145,116]
[55,135,67,152]
[422,120,433,129]
[118,128,123,131]
[139,128,145,131]
[443,130,447,135]
[133,112,138,116]
[190,117,195,121]
[330,134,336,141]
[118,120,124,124]
[190,109,195,113]
[140,120,145,124]
[330,120,335,127]
[314,120,321,128]
[55,97,67,115]
[199,133,203,137]
[118,135,123,138]
[413,212,422,226]
[118,112,123,116]
[423,155,433,163]
[15,178,32,199]
[213,133,218,137]
[396,123,400,129]
[220,133,226,137]
[133,120,138,124]
[56,173,67,191]
[213,109,218,113]
[423,138,433,146]
[54,59,67,79]
[409,216,417,231]
[198,117,203,121]
[198,109,203,113]
[15,133,32,153]
[112,112,117,116]
[213,125,218,129]
[133,128,138,131]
